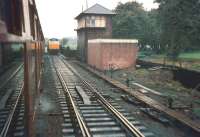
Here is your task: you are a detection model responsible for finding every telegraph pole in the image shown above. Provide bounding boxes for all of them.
[86,0,88,9]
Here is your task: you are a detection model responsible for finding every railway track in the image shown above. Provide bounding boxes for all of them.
[69,58,200,136]
[0,64,25,137]
[51,56,154,137]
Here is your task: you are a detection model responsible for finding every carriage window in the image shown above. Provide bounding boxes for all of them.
[0,0,4,20]
[29,2,35,38]
[3,0,23,35]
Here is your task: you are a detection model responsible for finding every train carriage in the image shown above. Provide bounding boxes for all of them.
[0,0,44,136]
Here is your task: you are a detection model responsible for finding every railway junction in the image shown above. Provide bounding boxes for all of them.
[0,0,200,137]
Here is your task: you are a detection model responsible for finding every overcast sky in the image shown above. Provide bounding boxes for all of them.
[35,0,158,38]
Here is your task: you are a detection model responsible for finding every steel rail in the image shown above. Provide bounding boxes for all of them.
[82,80,145,137]
[0,83,24,137]
[0,64,23,90]
[60,56,145,137]
[53,58,91,137]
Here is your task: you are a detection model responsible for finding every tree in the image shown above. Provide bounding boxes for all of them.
[112,2,161,52]
[156,0,200,58]
[147,9,162,53]
[112,2,146,39]
[112,0,200,59]
[61,38,69,47]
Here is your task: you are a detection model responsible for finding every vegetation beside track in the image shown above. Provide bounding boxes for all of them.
[138,51,200,71]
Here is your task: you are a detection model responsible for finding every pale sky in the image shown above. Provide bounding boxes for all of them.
[35,0,158,38]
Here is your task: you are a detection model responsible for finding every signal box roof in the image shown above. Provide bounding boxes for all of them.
[75,4,116,19]
[88,39,138,44]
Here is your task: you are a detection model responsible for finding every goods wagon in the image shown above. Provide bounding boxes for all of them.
[48,38,60,54]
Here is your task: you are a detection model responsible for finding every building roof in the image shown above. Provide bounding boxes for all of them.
[88,39,138,44]
[75,4,116,19]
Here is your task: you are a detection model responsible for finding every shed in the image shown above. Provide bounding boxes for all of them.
[88,39,139,70]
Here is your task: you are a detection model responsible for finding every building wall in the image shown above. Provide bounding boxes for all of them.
[105,17,113,38]
[87,42,102,69]
[77,30,87,61]
[101,43,138,70]
[88,40,138,70]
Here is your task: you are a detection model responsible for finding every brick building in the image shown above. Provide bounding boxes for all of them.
[88,39,139,71]
[75,4,116,62]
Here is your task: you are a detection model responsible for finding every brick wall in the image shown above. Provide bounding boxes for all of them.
[88,39,139,70]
